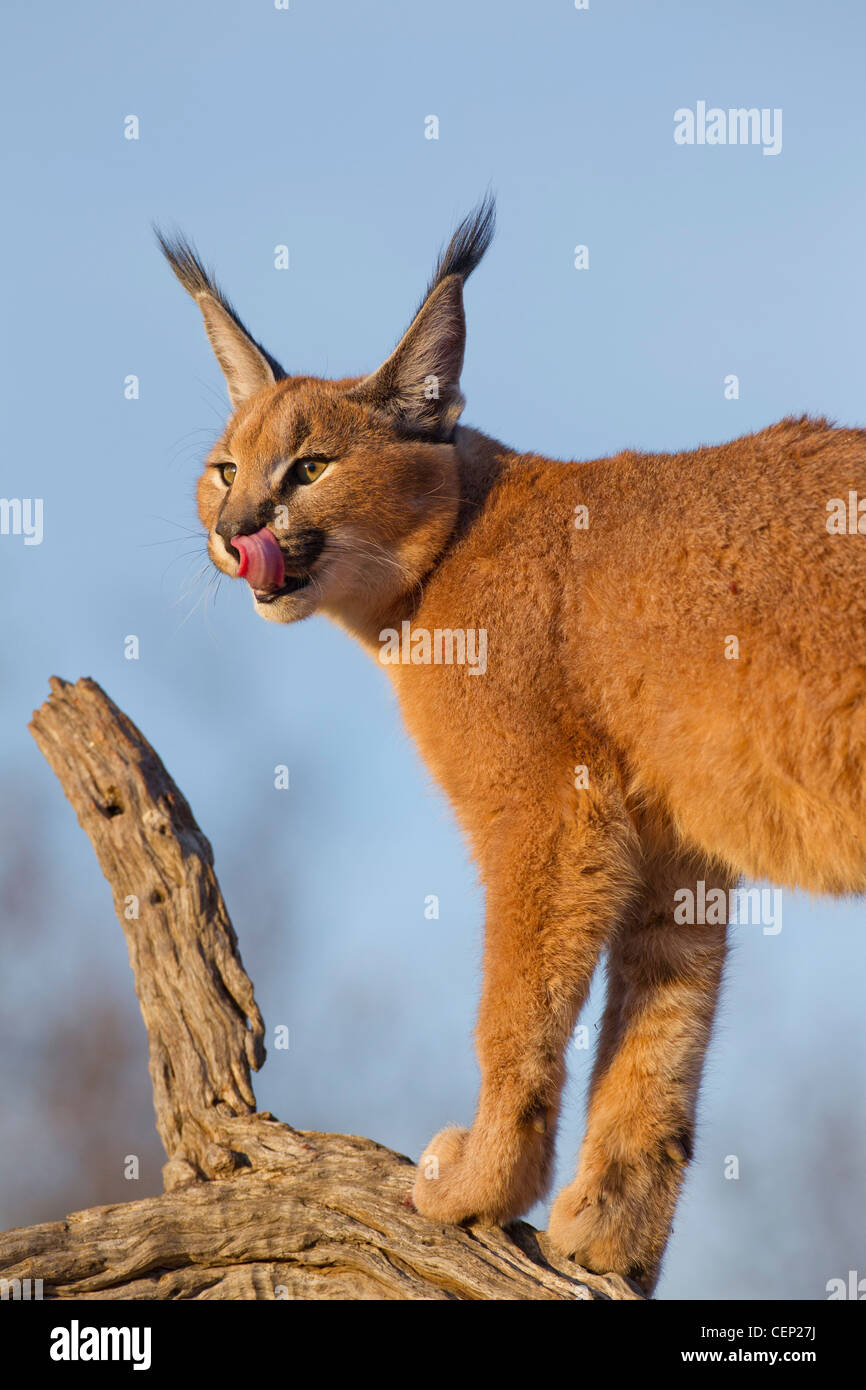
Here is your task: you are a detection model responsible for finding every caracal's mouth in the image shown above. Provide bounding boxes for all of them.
[253,572,312,603]
[230,526,320,603]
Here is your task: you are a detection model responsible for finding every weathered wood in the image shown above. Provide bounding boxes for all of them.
[0,676,642,1301]
[27,675,284,1183]
[0,1140,639,1301]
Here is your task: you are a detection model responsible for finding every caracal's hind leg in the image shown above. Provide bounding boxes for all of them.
[549,853,732,1292]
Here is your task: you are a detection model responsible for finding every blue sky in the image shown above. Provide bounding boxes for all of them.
[1,0,864,1299]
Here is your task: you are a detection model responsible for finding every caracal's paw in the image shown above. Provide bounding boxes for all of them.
[412,1126,480,1224]
[412,1123,548,1227]
[548,1184,659,1292]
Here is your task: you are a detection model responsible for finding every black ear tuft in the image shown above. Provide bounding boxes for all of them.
[154,226,285,381]
[420,192,496,308]
[346,195,495,440]
[154,227,221,301]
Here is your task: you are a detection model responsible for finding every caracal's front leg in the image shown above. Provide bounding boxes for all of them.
[413,787,639,1227]
[548,852,732,1292]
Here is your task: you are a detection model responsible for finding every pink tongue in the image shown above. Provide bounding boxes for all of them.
[231,527,285,592]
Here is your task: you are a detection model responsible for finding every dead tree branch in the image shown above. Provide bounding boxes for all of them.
[0,677,641,1301]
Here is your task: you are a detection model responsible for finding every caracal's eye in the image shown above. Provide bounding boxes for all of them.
[292,456,330,485]
[220,462,237,486]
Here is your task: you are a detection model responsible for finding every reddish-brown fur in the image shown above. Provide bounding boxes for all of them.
[160,203,866,1292]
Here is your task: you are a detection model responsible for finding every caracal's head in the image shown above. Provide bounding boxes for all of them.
[158,197,494,634]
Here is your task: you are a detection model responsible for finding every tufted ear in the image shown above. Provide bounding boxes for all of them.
[156,229,285,409]
[346,194,495,440]
[347,275,469,439]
